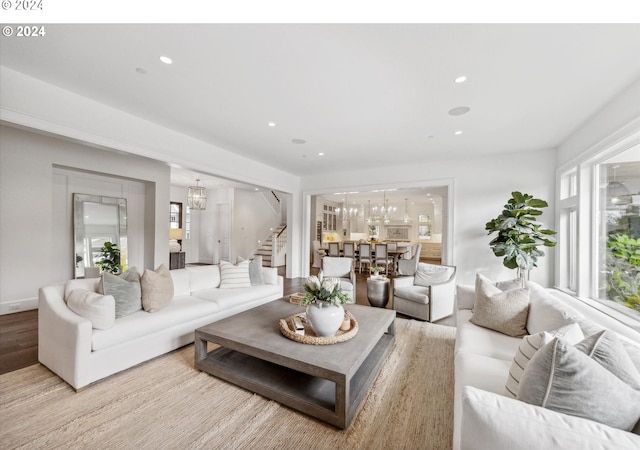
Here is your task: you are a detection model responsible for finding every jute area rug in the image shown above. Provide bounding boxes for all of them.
[0,318,455,450]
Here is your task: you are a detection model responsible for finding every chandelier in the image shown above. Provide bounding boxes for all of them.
[187,179,207,210]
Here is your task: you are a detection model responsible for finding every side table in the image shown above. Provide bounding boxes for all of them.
[367,277,390,308]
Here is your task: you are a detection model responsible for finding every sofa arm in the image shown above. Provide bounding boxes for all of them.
[460,386,640,450]
[38,285,93,390]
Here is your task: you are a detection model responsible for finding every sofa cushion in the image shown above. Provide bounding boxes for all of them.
[191,283,282,311]
[219,260,252,289]
[91,296,219,351]
[98,268,142,318]
[414,263,453,286]
[471,274,529,337]
[461,386,640,450]
[66,289,115,330]
[141,264,174,313]
[455,310,522,360]
[187,265,221,291]
[262,267,278,285]
[505,323,584,398]
[394,285,429,304]
[64,278,100,300]
[526,282,583,334]
[170,269,191,297]
[518,335,640,431]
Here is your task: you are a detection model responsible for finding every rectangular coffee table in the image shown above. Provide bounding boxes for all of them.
[194,299,396,429]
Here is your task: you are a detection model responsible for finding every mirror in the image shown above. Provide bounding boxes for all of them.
[73,193,128,278]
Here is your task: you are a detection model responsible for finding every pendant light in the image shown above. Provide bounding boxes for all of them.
[187,179,207,210]
[402,198,411,223]
[383,191,390,224]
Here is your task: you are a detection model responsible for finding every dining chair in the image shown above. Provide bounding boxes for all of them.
[328,242,340,257]
[343,242,355,258]
[358,243,372,273]
[387,242,397,252]
[374,243,393,275]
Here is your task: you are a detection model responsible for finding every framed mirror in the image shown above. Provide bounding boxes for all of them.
[73,193,128,278]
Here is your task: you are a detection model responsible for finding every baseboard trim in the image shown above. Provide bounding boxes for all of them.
[0,298,38,315]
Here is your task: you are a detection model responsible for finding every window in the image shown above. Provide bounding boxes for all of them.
[596,159,640,314]
[557,135,640,323]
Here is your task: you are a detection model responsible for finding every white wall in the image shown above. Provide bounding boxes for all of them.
[234,190,282,260]
[301,149,557,286]
[0,125,170,313]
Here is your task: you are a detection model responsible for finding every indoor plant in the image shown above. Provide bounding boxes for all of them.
[369,265,385,279]
[301,275,350,336]
[485,191,556,283]
[96,242,121,274]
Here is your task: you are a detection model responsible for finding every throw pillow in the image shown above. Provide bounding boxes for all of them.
[575,330,640,389]
[518,336,640,431]
[219,260,251,289]
[141,264,174,313]
[414,263,453,286]
[238,256,265,286]
[470,273,530,337]
[98,268,142,318]
[66,289,115,329]
[505,323,584,398]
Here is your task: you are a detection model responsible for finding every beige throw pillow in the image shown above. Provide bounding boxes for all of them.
[470,273,530,337]
[141,264,174,313]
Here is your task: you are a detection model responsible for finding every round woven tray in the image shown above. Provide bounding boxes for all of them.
[279,310,358,345]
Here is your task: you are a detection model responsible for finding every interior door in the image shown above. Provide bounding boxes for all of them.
[216,203,231,263]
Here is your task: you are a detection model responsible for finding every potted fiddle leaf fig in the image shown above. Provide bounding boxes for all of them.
[96,242,121,274]
[485,191,556,282]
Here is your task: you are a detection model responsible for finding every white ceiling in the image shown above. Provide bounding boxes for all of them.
[2,24,640,186]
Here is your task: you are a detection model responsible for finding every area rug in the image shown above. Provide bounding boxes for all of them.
[0,318,455,450]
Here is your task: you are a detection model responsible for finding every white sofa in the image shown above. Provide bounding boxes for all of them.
[453,280,640,449]
[38,264,283,390]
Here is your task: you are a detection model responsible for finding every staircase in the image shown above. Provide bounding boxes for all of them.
[254,225,286,267]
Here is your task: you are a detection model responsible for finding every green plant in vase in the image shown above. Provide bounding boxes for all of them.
[485,191,556,283]
[96,242,121,274]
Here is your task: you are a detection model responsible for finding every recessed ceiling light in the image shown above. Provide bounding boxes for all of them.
[292,138,306,144]
[318,152,324,156]
[268,122,276,127]
[455,75,467,83]
[160,56,173,64]
[448,106,471,116]
[135,67,147,75]
[455,130,463,135]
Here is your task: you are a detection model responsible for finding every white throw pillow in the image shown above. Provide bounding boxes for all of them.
[414,263,452,286]
[64,278,100,300]
[505,322,584,398]
[66,288,115,329]
[219,260,251,289]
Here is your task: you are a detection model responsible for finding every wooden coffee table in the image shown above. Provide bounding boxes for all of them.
[194,299,396,429]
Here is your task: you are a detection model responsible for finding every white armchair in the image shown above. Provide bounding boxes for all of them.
[319,256,356,303]
[392,263,456,322]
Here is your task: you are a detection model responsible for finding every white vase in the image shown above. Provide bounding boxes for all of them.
[306,303,344,337]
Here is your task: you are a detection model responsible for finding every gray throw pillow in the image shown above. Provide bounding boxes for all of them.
[249,256,264,286]
[470,273,530,337]
[98,267,142,318]
[518,336,640,431]
[141,264,174,313]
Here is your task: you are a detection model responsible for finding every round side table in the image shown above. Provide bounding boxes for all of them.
[367,277,390,308]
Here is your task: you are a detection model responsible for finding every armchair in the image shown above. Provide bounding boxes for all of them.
[319,256,356,302]
[392,263,456,322]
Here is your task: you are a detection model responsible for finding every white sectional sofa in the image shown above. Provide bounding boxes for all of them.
[453,279,640,450]
[38,264,283,390]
